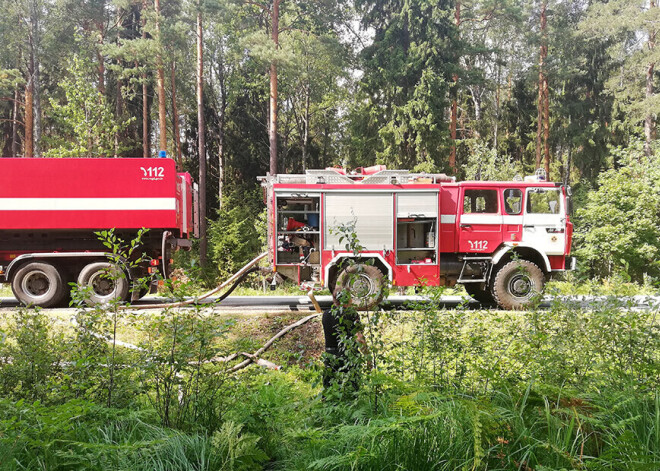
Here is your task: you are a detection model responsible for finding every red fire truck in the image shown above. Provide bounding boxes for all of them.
[260,167,575,310]
[0,158,197,307]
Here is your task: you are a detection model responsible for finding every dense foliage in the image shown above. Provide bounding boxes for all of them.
[574,142,660,282]
[0,293,657,469]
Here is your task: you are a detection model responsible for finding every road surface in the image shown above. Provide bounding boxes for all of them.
[1,294,659,313]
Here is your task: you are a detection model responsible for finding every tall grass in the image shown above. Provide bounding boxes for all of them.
[0,400,266,471]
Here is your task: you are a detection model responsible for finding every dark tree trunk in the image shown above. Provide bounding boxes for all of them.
[11,86,20,156]
[536,0,548,173]
[29,0,41,157]
[155,0,167,153]
[269,0,280,175]
[141,0,150,157]
[25,77,33,157]
[645,0,656,156]
[449,1,460,173]
[171,61,182,167]
[197,7,207,266]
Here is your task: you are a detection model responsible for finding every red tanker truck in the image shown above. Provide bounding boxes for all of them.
[0,158,197,307]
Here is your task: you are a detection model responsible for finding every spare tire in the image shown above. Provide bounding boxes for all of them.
[335,264,385,311]
[11,262,66,308]
[77,262,129,306]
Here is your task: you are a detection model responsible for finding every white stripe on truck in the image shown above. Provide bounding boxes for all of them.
[0,198,176,211]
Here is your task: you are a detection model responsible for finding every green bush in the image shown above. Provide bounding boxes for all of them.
[574,142,660,283]
[208,185,266,281]
[0,308,63,402]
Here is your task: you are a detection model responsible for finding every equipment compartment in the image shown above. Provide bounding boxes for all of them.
[396,218,436,264]
[275,195,320,267]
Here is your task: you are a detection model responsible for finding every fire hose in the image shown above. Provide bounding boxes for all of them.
[123,251,268,310]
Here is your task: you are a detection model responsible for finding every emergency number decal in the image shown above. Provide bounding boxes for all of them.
[140,166,165,181]
[468,240,489,251]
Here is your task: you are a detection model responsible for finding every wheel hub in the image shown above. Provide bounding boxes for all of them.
[508,274,532,298]
[22,270,50,298]
[89,272,116,297]
[348,274,375,300]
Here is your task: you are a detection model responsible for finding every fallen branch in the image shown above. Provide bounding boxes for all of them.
[229,310,322,372]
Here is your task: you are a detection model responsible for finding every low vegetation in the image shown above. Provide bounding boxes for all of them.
[0,284,657,470]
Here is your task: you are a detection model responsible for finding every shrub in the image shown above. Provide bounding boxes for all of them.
[208,185,266,281]
[574,142,660,283]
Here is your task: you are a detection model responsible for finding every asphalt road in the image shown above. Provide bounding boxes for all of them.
[1,294,659,313]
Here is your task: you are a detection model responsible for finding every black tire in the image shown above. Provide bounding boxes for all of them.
[335,264,385,311]
[492,260,545,310]
[11,262,67,308]
[77,262,129,306]
[463,283,495,304]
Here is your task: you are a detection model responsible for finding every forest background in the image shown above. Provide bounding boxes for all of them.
[2,0,660,285]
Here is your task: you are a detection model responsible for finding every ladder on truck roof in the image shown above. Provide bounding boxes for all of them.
[259,169,456,185]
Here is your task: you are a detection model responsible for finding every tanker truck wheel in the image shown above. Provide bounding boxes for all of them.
[335,264,385,311]
[12,262,67,308]
[492,260,544,310]
[77,262,129,306]
[463,283,495,304]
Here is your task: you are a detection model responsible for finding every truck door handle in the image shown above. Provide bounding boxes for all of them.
[460,224,471,229]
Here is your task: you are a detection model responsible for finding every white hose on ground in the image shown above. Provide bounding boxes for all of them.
[123,251,268,310]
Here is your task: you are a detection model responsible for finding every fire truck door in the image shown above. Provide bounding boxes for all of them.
[522,187,566,255]
[458,188,503,254]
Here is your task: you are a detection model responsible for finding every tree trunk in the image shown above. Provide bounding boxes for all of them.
[29,1,41,157]
[141,0,149,157]
[171,61,182,168]
[269,0,280,175]
[645,0,656,156]
[449,0,460,173]
[543,72,550,176]
[494,61,500,150]
[11,86,19,156]
[24,79,33,158]
[302,84,310,172]
[155,0,167,153]
[115,74,123,157]
[197,8,207,267]
[536,0,547,171]
[217,65,225,210]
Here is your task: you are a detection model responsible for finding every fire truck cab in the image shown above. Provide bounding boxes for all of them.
[260,167,575,310]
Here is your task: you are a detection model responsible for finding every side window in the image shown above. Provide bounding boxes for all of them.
[463,189,498,214]
[503,189,523,215]
[527,188,561,214]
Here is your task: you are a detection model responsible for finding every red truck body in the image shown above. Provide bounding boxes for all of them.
[0,158,197,307]
[0,158,194,233]
[261,168,575,309]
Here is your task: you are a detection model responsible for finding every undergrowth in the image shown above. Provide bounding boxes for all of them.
[0,293,657,470]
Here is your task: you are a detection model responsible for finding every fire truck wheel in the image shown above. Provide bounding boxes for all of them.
[492,260,544,310]
[335,264,385,311]
[463,283,495,304]
[77,262,129,306]
[11,262,67,308]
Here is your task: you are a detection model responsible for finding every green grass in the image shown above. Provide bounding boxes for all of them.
[0,284,12,297]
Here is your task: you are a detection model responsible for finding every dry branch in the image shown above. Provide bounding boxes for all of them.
[229,310,322,372]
